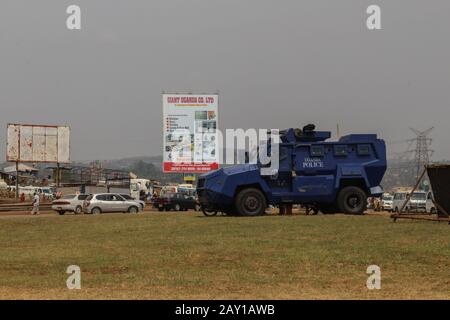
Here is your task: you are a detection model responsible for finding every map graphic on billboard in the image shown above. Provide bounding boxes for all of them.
[163,93,219,173]
[6,124,70,163]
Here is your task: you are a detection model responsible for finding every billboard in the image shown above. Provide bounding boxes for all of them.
[6,124,70,163]
[163,93,219,173]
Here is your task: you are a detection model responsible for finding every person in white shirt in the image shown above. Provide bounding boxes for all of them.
[31,193,40,215]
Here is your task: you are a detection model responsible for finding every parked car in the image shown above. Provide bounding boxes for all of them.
[408,191,428,213]
[381,194,394,212]
[83,193,141,214]
[52,194,90,215]
[392,191,427,213]
[153,192,200,212]
[120,193,146,210]
[36,187,56,201]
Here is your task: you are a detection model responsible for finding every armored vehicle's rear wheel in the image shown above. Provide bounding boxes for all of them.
[235,188,267,216]
[337,186,367,214]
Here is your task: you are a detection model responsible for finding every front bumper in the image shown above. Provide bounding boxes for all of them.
[408,203,426,211]
[197,188,233,211]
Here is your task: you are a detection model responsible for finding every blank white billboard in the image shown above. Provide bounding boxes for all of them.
[6,124,70,163]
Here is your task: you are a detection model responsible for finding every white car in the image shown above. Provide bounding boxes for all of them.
[120,193,146,211]
[82,193,141,214]
[52,194,90,215]
[392,191,427,213]
[381,194,393,212]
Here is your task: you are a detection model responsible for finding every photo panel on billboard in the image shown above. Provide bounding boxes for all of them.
[162,94,219,173]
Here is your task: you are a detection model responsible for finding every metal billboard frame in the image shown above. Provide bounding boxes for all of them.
[6,123,71,199]
[6,123,71,164]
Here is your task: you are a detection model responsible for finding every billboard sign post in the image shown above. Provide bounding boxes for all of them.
[6,124,71,198]
[163,93,219,173]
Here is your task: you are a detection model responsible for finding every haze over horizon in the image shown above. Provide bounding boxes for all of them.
[1,1,449,162]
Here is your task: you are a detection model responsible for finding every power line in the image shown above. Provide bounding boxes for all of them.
[409,127,434,180]
[384,128,435,190]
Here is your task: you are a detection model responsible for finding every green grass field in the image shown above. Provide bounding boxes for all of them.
[0,212,448,299]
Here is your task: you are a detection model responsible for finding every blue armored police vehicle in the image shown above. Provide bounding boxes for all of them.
[197,124,387,216]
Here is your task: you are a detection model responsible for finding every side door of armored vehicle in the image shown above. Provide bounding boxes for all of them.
[291,144,336,202]
[261,143,294,200]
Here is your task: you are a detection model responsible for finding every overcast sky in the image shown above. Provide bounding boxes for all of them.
[1,0,449,161]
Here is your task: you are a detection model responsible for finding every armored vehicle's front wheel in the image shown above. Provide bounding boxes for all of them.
[235,188,267,216]
[202,207,218,216]
[337,186,367,214]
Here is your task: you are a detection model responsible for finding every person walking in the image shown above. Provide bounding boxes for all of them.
[31,192,40,215]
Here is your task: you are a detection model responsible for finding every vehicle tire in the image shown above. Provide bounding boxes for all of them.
[128,206,139,214]
[174,204,181,211]
[202,208,218,216]
[58,211,65,215]
[337,186,367,215]
[235,188,267,216]
[158,207,164,212]
[91,207,101,215]
[75,206,82,214]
